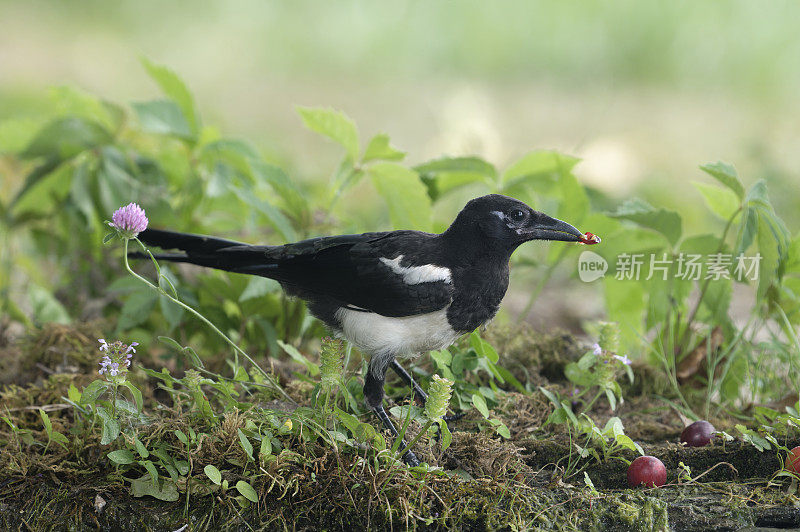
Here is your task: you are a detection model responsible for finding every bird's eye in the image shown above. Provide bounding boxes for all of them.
[508,209,526,222]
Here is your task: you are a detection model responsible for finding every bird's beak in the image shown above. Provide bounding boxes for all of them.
[524,215,584,242]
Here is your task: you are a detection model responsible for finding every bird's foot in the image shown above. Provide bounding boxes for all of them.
[442,412,466,423]
[400,448,420,467]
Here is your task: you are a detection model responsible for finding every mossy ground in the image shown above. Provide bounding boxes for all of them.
[1,324,798,531]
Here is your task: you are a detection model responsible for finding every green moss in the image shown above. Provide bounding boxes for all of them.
[2,324,799,530]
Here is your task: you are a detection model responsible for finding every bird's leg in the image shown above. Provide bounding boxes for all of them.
[390,359,427,405]
[364,360,420,467]
[390,360,465,423]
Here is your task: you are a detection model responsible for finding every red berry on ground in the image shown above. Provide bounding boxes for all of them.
[627,456,667,488]
[787,446,800,475]
[680,420,716,447]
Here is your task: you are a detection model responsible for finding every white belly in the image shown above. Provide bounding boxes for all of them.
[334,307,461,357]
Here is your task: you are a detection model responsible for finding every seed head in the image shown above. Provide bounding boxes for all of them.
[598,322,620,354]
[424,375,454,421]
[320,337,344,389]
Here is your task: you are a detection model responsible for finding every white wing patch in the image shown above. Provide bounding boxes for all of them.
[379,255,452,285]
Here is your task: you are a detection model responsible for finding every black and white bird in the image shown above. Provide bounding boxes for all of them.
[135,194,588,465]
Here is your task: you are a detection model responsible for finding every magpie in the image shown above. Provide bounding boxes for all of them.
[134,194,591,465]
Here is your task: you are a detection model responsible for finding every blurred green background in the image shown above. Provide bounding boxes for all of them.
[2,0,799,329]
[3,1,799,188]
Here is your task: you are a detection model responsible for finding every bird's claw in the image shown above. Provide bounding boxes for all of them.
[400,448,420,467]
[442,412,466,423]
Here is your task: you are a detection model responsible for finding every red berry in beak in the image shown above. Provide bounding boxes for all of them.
[580,232,601,245]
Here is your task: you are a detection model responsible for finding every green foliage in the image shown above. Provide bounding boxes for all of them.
[39,409,69,452]
[3,63,800,505]
[595,161,798,415]
[540,388,642,474]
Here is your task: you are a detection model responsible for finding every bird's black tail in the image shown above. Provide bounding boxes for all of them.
[132,228,279,276]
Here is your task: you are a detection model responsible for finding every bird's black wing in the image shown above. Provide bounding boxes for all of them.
[138,229,454,317]
[249,231,455,317]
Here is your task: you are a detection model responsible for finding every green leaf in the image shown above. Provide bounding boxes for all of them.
[277,340,320,376]
[0,117,42,154]
[174,429,188,444]
[80,380,109,406]
[235,480,258,503]
[130,474,179,501]
[142,460,159,487]
[692,181,741,221]
[334,407,363,436]
[39,409,53,435]
[159,294,184,330]
[415,156,496,200]
[122,381,144,412]
[248,160,309,220]
[297,107,359,162]
[363,133,406,163]
[108,449,135,465]
[204,464,222,485]
[70,163,97,228]
[22,117,112,160]
[495,423,511,439]
[67,383,82,403]
[101,417,120,445]
[134,437,149,459]
[237,429,254,461]
[141,58,200,136]
[502,150,579,187]
[231,186,297,243]
[472,394,490,418]
[259,436,273,458]
[49,85,122,132]
[369,163,432,231]
[735,206,758,256]
[239,277,279,302]
[439,420,452,451]
[756,212,780,301]
[29,284,71,325]
[116,290,158,332]
[608,198,682,247]
[700,161,745,200]
[132,100,193,140]
[469,332,499,364]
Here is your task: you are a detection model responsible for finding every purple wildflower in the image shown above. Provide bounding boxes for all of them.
[109,203,148,238]
[613,354,632,366]
[592,343,602,356]
[97,339,137,382]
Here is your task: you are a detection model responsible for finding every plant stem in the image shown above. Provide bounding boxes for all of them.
[122,238,295,404]
[111,383,118,420]
[677,207,741,355]
[516,245,570,325]
[401,419,435,459]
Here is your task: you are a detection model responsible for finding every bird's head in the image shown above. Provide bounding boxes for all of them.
[445,194,585,255]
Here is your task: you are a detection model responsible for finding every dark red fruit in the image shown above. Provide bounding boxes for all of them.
[680,420,716,447]
[580,231,601,245]
[627,456,667,488]
[787,446,800,475]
